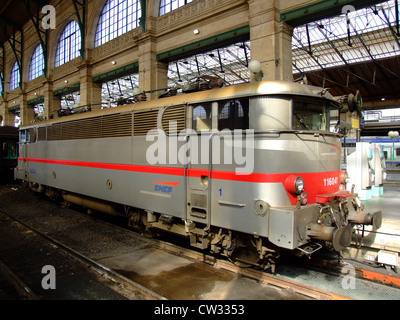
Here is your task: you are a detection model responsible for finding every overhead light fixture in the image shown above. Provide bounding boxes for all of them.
[193,29,200,35]
[389,131,399,138]
[64,80,68,83]
[111,61,116,65]
[248,60,264,82]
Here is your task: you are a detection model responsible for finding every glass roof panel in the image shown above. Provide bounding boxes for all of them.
[165,1,400,88]
[167,42,251,87]
[101,73,139,108]
[292,0,400,74]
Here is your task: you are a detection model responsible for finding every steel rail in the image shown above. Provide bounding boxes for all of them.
[53,199,348,300]
[6,186,394,300]
[313,256,400,289]
[0,258,40,300]
[53,200,352,300]
[3,187,393,300]
[147,235,351,300]
[0,209,166,301]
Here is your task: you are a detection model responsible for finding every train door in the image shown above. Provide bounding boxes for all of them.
[15,129,29,181]
[186,102,216,248]
[0,127,19,181]
[2,139,18,160]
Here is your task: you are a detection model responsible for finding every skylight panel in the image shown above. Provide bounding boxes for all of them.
[292,0,400,74]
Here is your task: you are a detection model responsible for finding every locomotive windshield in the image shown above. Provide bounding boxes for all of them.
[292,97,339,133]
[248,95,339,133]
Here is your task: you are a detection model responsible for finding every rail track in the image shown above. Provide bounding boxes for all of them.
[342,225,400,286]
[0,192,337,300]
[137,229,349,300]
[1,184,399,300]
[0,257,39,300]
[0,208,165,300]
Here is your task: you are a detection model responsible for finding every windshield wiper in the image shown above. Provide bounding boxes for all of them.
[294,113,311,130]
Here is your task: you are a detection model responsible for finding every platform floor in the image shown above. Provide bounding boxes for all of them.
[363,185,400,222]
[358,184,400,253]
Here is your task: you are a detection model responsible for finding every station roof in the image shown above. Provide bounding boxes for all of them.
[0,0,49,45]
[167,0,400,108]
[1,0,399,109]
[292,0,400,107]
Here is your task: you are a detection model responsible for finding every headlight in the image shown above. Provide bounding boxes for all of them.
[295,177,304,194]
[299,191,308,205]
[339,171,349,184]
[285,175,304,195]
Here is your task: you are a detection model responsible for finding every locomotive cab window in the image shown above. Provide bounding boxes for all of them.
[218,99,249,130]
[292,98,332,132]
[19,129,35,143]
[192,103,212,132]
[329,108,340,133]
[19,130,30,143]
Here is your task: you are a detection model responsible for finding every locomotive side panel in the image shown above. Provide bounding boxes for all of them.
[268,205,319,250]
[249,96,291,131]
[210,180,284,237]
[207,133,341,243]
[18,136,187,219]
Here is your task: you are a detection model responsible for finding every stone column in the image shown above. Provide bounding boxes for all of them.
[78,62,102,111]
[43,79,61,120]
[248,0,293,82]
[19,92,35,125]
[1,101,16,126]
[138,36,169,100]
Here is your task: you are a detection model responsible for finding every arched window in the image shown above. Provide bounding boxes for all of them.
[218,99,248,130]
[0,72,3,94]
[192,103,211,131]
[159,0,194,16]
[55,21,81,67]
[29,44,44,80]
[219,100,244,120]
[10,62,20,90]
[95,0,141,47]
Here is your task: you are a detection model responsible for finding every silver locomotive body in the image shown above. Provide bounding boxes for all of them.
[15,81,381,268]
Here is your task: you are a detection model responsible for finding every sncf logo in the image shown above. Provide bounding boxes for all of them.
[153,181,180,193]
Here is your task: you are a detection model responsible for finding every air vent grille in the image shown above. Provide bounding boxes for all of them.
[40,113,133,141]
[162,105,186,134]
[102,113,132,137]
[133,110,159,136]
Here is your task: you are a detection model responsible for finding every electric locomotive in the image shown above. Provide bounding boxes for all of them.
[15,80,382,270]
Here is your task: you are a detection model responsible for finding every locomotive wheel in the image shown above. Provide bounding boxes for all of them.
[228,245,260,268]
